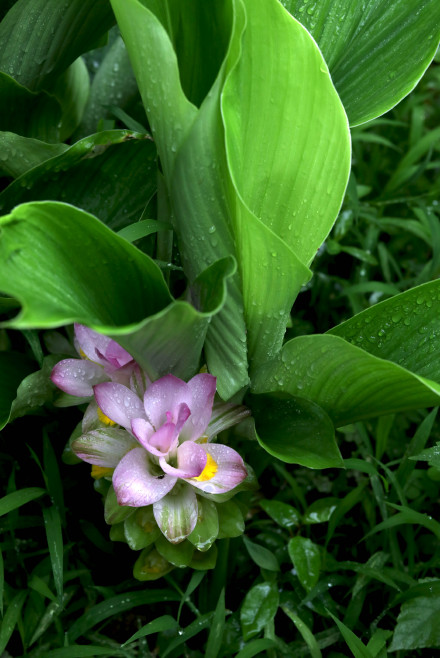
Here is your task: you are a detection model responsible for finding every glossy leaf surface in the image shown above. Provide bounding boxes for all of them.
[75,36,139,139]
[390,595,440,651]
[252,334,440,427]
[0,131,157,232]
[0,202,234,381]
[0,0,114,91]
[0,72,61,141]
[249,393,342,468]
[111,0,247,399]
[284,0,440,125]
[112,0,351,391]
[0,133,68,179]
[240,582,279,641]
[288,536,321,591]
[328,279,440,383]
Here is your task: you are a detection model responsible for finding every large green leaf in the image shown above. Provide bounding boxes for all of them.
[223,0,351,268]
[140,0,233,108]
[110,0,197,182]
[284,0,440,126]
[114,256,237,381]
[0,202,236,381]
[51,58,90,141]
[248,393,342,468]
[111,0,249,399]
[0,72,61,141]
[0,59,90,142]
[74,36,140,139]
[0,0,114,92]
[251,334,440,427]
[0,133,68,179]
[220,0,350,366]
[328,279,440,383]
[112,0,350,388]
[0,201,169,328]
[0,131,157,231]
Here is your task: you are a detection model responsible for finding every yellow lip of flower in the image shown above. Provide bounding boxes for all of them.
[91,465,114,479]
[97,406,117,426]
[192,452,218,482]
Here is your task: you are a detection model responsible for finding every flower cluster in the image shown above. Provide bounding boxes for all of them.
[51,325,252,575]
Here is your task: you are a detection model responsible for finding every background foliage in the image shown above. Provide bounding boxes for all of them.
[1,0,440,656]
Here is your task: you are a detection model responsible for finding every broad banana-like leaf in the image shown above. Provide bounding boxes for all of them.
[0,133,68,179]
[111,0,351,393]
[0,131,157,232]
[0,202,235,381]
[0,0,114,91]
[328,279,440,383]
[251,334,440,427]
[284,0,440,125]
[248,393,343,468]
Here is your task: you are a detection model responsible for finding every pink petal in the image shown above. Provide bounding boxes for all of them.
[113,447,176,506]
[131,417,177,457]
[174,403,191,433]
[105,340,133,368]
[180,374,216,441]
[72,428,137,466]
[108,361,136,385]
[143,374,192,429]
[189,444,247,494]
[94,382,145,430]
[131,417,154,449]
[74,324,111,365]
[159,441,207,478]
[51,358,107,396]
[153,485,198,543]
[149,422,179,454]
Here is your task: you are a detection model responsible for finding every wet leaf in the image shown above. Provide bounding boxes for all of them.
[240,581,279,641]
[288,536,321,591]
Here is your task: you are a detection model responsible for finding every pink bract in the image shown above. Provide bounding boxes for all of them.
[73,372,249,542]
[51,324,139,398]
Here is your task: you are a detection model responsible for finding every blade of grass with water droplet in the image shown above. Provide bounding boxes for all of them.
[0,487,45,517]
[175,570,205,623]
[0,546,3,616]
[235,639,276,658]
[161,612,214,658]
[117,220,172,243]
[0,590,27,654]
[205,588,225,658]
[281,606,322,658]
[67,590,180,642]
[121,614,178,647]
[43,506,64,605]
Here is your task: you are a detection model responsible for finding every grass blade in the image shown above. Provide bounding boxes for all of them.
[121,615,178,647]
[205,588,225,658]
[0,487,45,517]
[43,506,64,605]
[68,590,179,642]
[0,590,27,654]
[235,639,276,658]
